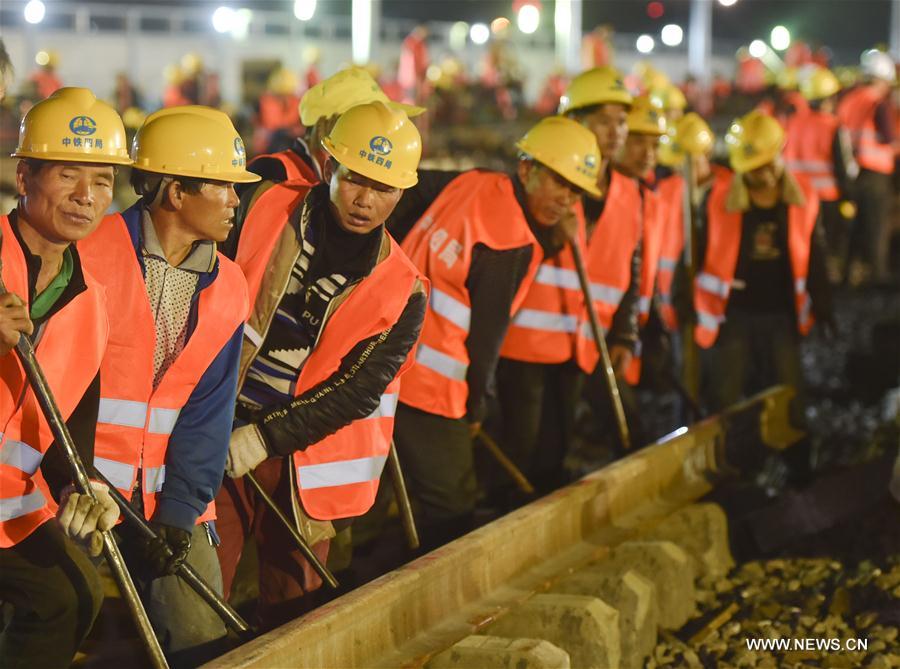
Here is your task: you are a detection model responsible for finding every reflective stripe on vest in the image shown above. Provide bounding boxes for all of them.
[430,288,471,331]
[512,308,579,333]
[94,456,137,491]
[0,490,47,522]
[0,435,44,475]
[534,264,580,290]
[696,272,730,298]
[400,172,543,418]
[298,455,388,490]
[415,344,468,381]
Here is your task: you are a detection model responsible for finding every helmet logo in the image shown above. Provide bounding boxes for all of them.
[232,136,246,167]
[584,154,597,169]
[69,116,97,136]
[369,136,393,156]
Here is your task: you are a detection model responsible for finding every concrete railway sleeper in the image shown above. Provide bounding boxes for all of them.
[204,385,806,669]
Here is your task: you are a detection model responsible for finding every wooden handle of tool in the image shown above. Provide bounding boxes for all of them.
[569,240,632,451]
[387,443,419,550]
[475,429,535,495]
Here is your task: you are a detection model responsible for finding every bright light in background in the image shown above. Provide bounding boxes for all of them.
[231,8,252,39]
[351,0,373,64]
[470,23,490,45]
[717,0,739,6]
[490,17,510,34]
[35,50,50,66]
[749,39,768,58]
[517,4,540,34]
[636,34,655,54]
[661,24,683,47]
[449,21,469,50]
[24,0,45,24]
[212,6,235,33]
[770,25,791,51]
[293,0,316,22]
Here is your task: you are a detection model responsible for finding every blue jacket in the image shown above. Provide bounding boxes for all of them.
[120,202,242,531]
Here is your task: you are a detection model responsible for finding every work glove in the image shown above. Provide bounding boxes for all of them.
[143,523,192,577]
[225,423,270,478]
[56,481,119,557]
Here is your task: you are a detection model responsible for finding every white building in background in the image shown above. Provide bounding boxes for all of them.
[1,1,741,110]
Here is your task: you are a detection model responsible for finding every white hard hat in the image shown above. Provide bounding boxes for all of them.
[861,49,896,83]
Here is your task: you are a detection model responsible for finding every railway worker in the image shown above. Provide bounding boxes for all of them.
[243,66,424,187]
[216,101,427,630]
[393,116,601,545]
[558,67,643,450]
[612,95,668,392]
[78,106,256,666]
[784,67,859,284]
[837,49,896,285]
[696,111,833,445]
[655,112,719,336]
[0,87,126,669]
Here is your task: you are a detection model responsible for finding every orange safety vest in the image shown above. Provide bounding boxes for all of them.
[236,180,423,520]
[399,171,543,418]
[499,211,587,365]
[656,173,686,331]
[249,150,319,184]
[258,93,302,131]
[623,181,667,385]
[838,85,895,175]
[0,214,108,547]
[78,213,249,523]
[694,172,818,348]
[784,108,841,201]
[574,171,643,374]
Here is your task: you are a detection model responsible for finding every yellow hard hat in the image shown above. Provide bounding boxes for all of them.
[776,67,799,91]
[651,84,687,112]
[131,105,260,183]
[801,67,841,101]
[658,112,714,167]
[180,52,204,77]
[164,64,184,86]
[638,64,671,92]
[268,68,299,96]
[321,101,421,189]
[559,66,633,114]
[726,110,785,173]
[35,50,59,68]
[300,67,425,127]
[122,106,147,130]
[12,87,131,165]
[626,95,667,136]
[515,116,602,198]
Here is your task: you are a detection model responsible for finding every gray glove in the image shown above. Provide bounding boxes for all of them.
[56,481,119,556]
[225,423,270,478]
